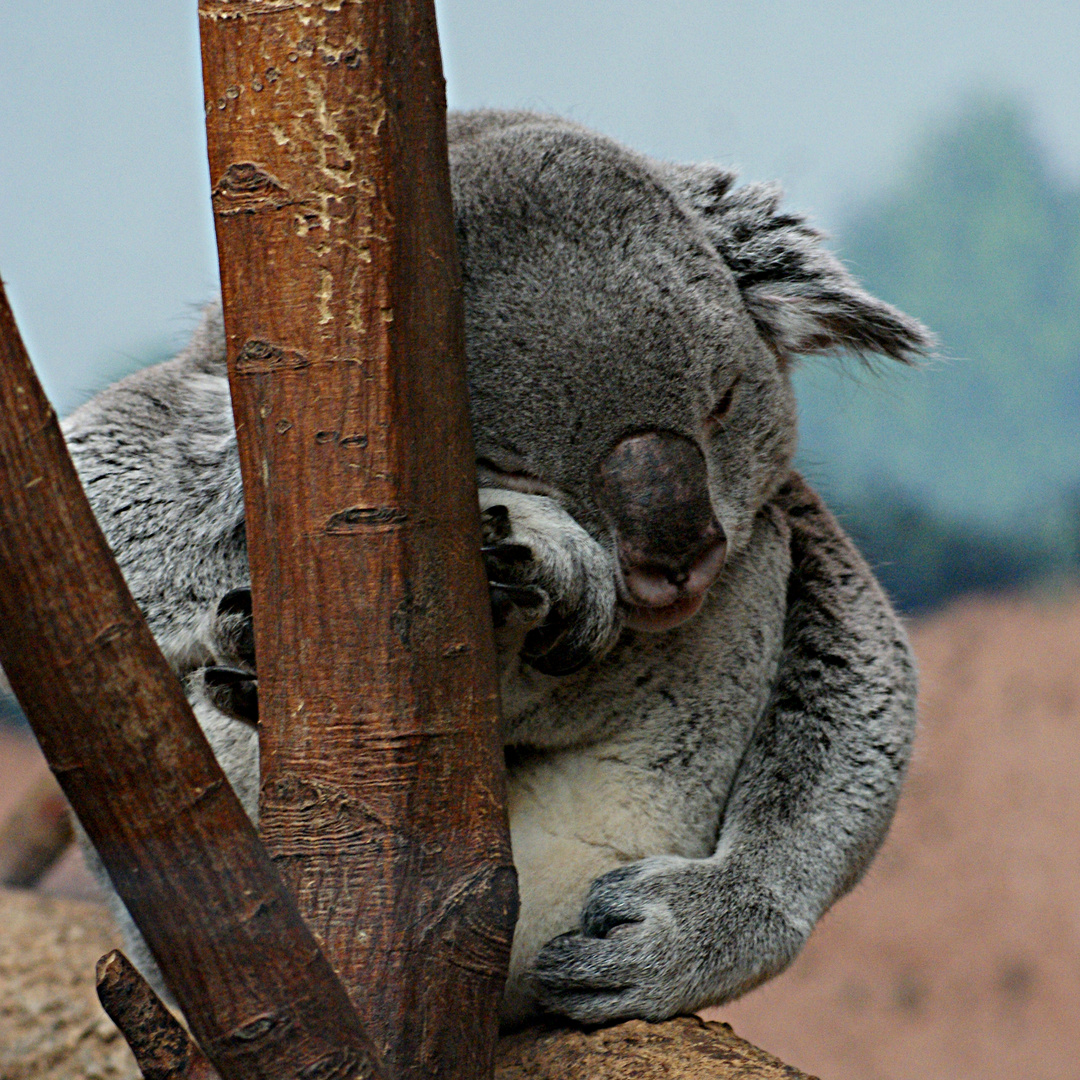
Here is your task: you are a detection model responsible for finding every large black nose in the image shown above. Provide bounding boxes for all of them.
[594,431,726,609]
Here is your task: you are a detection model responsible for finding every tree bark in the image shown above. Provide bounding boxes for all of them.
[496,1017,820,1080]
[0,283,382,1080]
[96,950,218,1080]
[199,4,516,1078]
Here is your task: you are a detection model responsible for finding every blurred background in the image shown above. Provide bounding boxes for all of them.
[1,3,1078,1078]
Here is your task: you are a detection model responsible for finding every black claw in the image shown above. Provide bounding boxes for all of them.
[215,588,256,667]
[216,588,252,618]
[489,581,546,628]
[481,541,533,565]
[203,666,259,728]
[481,504,512,544]
[489,581,545,607]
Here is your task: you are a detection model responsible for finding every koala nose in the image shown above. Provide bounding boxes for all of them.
[594,430,727,611]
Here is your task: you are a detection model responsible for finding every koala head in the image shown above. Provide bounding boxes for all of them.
[449,112,931,635]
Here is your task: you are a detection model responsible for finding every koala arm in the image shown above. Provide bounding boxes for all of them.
[533,473,917,1022]
[715,472,916,918]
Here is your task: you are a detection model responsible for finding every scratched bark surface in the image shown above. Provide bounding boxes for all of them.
[199,3,516,1078]
[0,284,382,1080]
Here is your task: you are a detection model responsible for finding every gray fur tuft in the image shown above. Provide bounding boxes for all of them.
[663,162,935,364]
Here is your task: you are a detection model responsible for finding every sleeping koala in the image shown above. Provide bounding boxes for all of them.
[67,110,929,1026]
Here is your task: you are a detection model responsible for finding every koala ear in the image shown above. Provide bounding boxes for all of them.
[662,163,934,365]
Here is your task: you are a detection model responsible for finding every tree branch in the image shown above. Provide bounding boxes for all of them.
[0,281,382,1080]
[96,950,219,1080]
[200,2,516,1076]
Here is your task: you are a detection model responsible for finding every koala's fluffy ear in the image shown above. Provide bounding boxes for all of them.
[662,163,934,365]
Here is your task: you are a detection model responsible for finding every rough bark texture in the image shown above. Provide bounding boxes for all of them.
[0,890,816,1080]
[96,951,218,1080]
[199,4,516,1078]
[496,1019,820,1079]
[0,284,381,1080]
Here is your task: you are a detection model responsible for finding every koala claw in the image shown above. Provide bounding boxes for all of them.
[201,666,259,727]
[489,580,547,629]
[480,503,513,544]
[217,587,252,618]
[481,541,534,565]
[482,515,551,632]
[212,587,255,668]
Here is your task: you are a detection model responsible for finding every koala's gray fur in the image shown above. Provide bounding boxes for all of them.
[68,111,929,1026]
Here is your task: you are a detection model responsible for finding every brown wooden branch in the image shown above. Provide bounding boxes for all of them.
[497,1017,821,1080]
[96,950,219,1080]
[0,282,382,1080]
[200,3,516,1077]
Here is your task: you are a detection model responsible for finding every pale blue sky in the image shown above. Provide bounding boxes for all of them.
[1,1,1077,413]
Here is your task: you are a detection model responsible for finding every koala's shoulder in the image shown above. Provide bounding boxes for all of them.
[61,302,234,527]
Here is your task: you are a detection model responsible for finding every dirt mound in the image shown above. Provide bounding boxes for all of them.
[3,588,1079,1078]
[713,588,1080,1079]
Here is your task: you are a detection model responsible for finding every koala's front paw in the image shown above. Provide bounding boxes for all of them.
[479,490,620,677]
[201,666,259,726]
[531,857,808,1024]
[482,504,550,632]
[210,587,256,669]
[198,587,259,725]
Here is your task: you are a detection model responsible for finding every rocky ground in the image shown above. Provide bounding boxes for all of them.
[3,587,1079,1080]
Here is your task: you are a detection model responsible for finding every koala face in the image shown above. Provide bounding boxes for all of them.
[450,113,925,634]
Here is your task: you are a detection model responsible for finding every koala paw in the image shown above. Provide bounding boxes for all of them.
[193,587,259,726]
[210,587,256,669]
[530,856,808,1024]
[479,490,620,677]
[201,665,259,727]
[482,504,550,631]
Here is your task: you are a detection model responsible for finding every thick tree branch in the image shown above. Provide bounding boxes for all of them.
[0,282,382,1080]
[200,3,516,1077]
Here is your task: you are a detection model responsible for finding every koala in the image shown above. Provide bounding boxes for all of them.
[67,110,930,1027]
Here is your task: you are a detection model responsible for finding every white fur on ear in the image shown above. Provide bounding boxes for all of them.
[661,163,934,365]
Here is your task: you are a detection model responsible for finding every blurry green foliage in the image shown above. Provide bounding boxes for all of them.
[795,95,1080,611]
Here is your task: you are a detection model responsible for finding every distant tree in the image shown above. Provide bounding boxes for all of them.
[794,94,1080,611]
